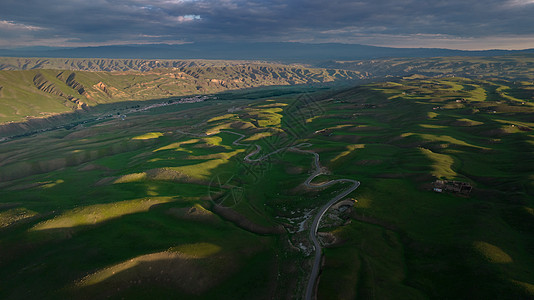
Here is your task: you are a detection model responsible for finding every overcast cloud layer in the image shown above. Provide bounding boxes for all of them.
[1,0,534,49]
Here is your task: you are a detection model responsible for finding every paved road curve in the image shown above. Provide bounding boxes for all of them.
[289,146,360,300]
[178,129,360,300]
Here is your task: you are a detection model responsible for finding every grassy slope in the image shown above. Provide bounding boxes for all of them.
[312,78,534,299]
[0,76,533,299]
[0,98,289,299]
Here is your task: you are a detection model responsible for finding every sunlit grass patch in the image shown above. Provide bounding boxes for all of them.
[76,244,230,295]
[403,133,489,149]
[439,79,464,92]
[331,144,365,163]
[473,241,513,263]
[188,149,245,160]
[114,172,147,183]
[207,113,237,123]
[154,139,199,152]
[132,132,164,140]
[202,136,226,147]
[326,124,353,130]
[246,107,283,127]
[496,85,532,105]
[419,124,448,129]
[456,118,483,126]
[243,131,275,141]
[420,147,457,179]
[0,207,38,228]
[31,197,173,231]
[494,119,534,129]
[256,102,288,108]
[427,112,438,119]
[169,242,222,258]
[40,179,65,189]
[205,123,233,135]
[168,150,243,180]
[468,86,487,101]
[511,280,534,296]
[77,251,181,287]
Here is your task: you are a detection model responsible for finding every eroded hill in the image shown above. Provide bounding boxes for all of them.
[0,62,362,124]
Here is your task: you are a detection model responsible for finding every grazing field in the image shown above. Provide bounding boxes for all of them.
[313,77,534,299]
[0,75,533,299]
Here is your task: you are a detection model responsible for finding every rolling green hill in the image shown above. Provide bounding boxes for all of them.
[319,54,534,80]
[1,56,534,298]
[0,76,533,299]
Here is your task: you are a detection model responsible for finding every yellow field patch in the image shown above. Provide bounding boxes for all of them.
[132,132,164,140]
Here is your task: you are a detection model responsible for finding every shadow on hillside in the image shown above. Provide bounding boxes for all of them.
[0,84,341,139]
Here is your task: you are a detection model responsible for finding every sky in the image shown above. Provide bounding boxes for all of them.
[1,0,534,50]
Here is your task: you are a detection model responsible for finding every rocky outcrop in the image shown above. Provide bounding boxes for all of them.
[33,72,87,110]
[94,81,113,97]
[65,72,86,96]
[33,72,66,97]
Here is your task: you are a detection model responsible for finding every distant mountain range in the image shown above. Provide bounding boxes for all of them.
[1,42,534,61]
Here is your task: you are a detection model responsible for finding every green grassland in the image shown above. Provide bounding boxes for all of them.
[320,54,534,81]
[0,75,533,299]
[312,77,534,299]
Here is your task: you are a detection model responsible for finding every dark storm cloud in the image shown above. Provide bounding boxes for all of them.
[1,0,534,48]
